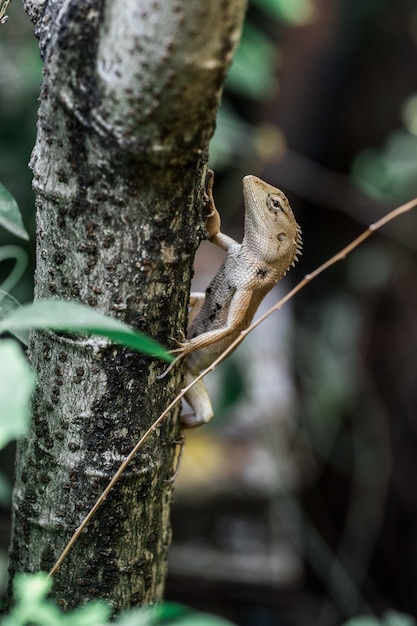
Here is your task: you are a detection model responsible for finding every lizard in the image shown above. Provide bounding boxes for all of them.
[172,170,302,427]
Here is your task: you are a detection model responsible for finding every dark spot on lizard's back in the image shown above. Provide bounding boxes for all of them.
[208,303,222,323]
[256,267,269,278]
[206,286,212,295]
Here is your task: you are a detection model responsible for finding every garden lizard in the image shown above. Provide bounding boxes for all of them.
[173,170,302,427]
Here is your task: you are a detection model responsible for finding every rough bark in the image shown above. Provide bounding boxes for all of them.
[9,0,247,612]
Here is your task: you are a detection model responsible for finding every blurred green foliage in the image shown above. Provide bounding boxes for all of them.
[296,294,362,464]
[0,3,41,302]
[251,0,314,23]
[225,21,281,100]
[352,129,417,202]
[1,573,238,625]
[211,0,313,166]
[343,612,416,626]
[352,92,417,201]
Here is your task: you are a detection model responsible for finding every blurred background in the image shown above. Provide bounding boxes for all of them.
[1,1,417,625]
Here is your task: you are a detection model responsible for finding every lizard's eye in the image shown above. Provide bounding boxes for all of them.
[268,194,284,212]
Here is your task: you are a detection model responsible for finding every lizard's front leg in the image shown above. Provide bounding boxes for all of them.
[171,288,253,358]
[204,169,236,251]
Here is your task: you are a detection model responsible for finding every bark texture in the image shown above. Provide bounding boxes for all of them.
[9,0,247,611]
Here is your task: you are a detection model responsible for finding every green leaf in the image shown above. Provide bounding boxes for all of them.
[115,604,237,626]
[62,601,112,626]
[154,603,189,620]
[12,572,53,605]
[0,299,172,362]
[0,290,30,345]
[115,608,156,626]
[4,573,112,626]
[0,245,28,294]
[0,183,29,240]
[0,340,36,449]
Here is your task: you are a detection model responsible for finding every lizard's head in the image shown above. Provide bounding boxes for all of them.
[242,175,302,272]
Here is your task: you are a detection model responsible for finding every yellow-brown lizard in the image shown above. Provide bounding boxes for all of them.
[173,170,302,427]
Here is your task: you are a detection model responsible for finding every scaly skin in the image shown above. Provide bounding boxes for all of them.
[176,171,302,427]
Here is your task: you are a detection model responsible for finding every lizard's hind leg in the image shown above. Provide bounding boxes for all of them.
[182,372,214,427]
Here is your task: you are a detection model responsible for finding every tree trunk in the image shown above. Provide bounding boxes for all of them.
[9,0,247,612]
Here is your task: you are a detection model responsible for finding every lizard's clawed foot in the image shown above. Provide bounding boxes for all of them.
[169,329,196,357]
[170,342,188,355]
[170,329,186,346]
[156,332,191,379]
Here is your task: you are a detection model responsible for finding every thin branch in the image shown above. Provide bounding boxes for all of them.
[49,195,417,577]
[0,0,11,24]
